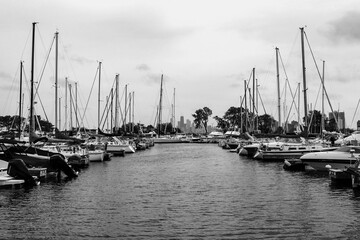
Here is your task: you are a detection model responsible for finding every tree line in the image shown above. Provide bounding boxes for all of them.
[192,106,346,135]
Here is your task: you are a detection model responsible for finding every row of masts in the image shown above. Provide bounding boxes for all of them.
[241,27,338,136]
[19,23,136,143]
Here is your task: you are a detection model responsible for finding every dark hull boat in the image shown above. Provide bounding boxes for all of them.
[0,139,78,179]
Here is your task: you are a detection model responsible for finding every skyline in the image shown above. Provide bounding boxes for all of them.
[1,0,360,129]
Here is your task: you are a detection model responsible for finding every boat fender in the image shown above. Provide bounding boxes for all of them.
[7,159,38,186]
[50,154,78,178]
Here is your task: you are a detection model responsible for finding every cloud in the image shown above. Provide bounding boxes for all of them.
[136,64,150,71]
[70,55,94,65]
[323,11,360,43]
[0,72,18,92]
[0,71,12,80]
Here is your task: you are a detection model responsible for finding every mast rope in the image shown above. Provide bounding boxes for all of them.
[304,31,340,131]
[81,65,99,125]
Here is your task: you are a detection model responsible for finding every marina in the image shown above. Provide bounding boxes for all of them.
[1,1,360,239]
[1,143,360,239]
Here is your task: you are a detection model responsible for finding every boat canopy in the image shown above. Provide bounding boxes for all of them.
[224,131,240,137]
[209,131,224,137]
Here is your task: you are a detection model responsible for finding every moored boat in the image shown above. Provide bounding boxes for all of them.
[300,146,360,171]
[254,144,337,161]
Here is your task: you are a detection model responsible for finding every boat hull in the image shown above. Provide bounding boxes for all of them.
[88,150,104,162]
[300,147,360,171]
[255,147,338,161]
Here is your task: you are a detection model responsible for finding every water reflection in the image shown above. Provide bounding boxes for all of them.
[1,144,360,239]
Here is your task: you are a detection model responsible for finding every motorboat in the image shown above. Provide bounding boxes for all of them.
[106,137,136,154]
[0,139,78,178]
[254,144,337,161]
[39,143,89,168]
[153,135,190,144]
[335,131,360,145]
[300,145,360,171]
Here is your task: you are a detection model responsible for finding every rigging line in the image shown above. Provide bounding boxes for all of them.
[33,85,50,123]
[284,30,300,68]
[247,87,259,114]
[239,70,254,109]
[31,34,55,125]
[284,84,299,124]
[69,86,81,129]
[304,31,340,131]
[34,34,55,96]
[350,98,360,127]
[257,88,267,115]
[3,63,21,114]
[279,50,300,118]
[100,88,114,130]
[80,66,99,123]
[9,25,32,115]
[19,27,32,63]
[119,84,126,129]
[306,82,322,133]
[101,89,114,131]
[59,38,80,84]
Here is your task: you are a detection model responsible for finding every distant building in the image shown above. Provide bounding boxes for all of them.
[329,111,345,131]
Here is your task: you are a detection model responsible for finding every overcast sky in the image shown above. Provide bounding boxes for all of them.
[1,0,360,130]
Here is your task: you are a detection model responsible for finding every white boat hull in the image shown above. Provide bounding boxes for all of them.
[88,150,104,162]
[300,147,360,171]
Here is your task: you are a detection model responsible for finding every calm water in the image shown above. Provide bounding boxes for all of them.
[1,143,360,239]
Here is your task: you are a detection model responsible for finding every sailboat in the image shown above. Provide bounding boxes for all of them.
[94,74,134,155]
[153,75,188,144]
[253,40,337,161]
[0,23,78,179]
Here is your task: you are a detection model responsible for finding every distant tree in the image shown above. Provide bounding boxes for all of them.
[258,114,275,134]
[223,106,242,128]
[37,116,53,132]
[214,116,230,133]
[0,115,14,129]
[192,107,212,135]
[156,122,173,135]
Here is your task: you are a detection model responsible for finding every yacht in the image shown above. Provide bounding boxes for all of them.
[300,146,360,171]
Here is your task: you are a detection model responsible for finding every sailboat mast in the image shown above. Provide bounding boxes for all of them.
[132,91,135,133]
[69,83,73,130]
[124,84,127,133]
[239,96,243,134]
[173,88,175,131]
[128,92,131,132]
[115,74,119,132]
[97,61,102,133]
[59,97,61,132]
[158,74,163,136]
[256,78,259,131]
[300,27,308,133]
[19,61,23,139]
[29,22,37,142]
[244,80,247,132]
[275,47,281,128]
[321,60,325,136]
[75,82,78,130]
[298,82,301,124]
[252,68,255,132]
[65,77,68,131]
[55,31,59,130]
